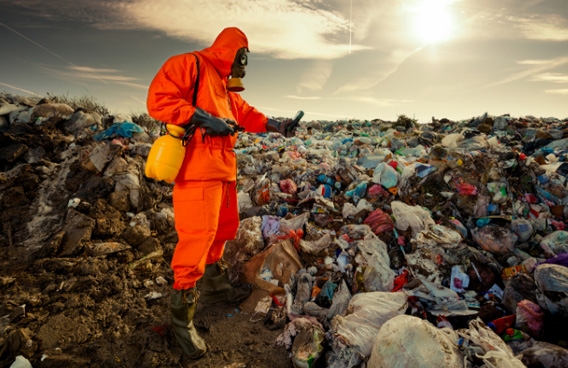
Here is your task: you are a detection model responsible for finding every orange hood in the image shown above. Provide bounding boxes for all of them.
[199,27,249,78]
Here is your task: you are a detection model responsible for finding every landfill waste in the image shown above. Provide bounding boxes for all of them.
[1,92,568,368]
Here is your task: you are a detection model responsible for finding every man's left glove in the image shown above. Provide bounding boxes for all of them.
[266,118,297,138]
[190,107,240,136]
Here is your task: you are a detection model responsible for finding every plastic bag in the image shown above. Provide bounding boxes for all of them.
[363,208,394,235]
[515,299,544,338]
[534,264,568,316]
[414,224,463,249]
[368,314,464,368]
[372,162,399,189]
[94,121,143,140]
[513,340,568,368]
[354,230,395,292]
[456,318,525,368]
[326,279,351,320]
[539,230,568,257]
[509,218,534,243]
[391,201,435,237]
[472,224,518,255]
[501,273,538,314]
[327,292,408,368]
[291,324,325,368]
[242,239,302,295]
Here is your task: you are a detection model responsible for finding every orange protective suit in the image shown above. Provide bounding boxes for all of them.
[147,27,269,290]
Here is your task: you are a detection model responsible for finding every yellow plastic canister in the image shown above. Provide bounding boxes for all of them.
[145,124,186,183]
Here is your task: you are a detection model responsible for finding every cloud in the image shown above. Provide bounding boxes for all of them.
[530,73,568,84]
[1,16,146,94]
[69,66,122,74]
[487,56,568,88]
[287,93,410,107]
[332,44,425,96]
[339,95,413,107]
[515,14,568,41]
[2,0,370,59]
[0,0,112,25]
[296,60,333,93]
[116,82,150,90]
[545,88,568,95]
[285,95,322,100]
[0,21,72,64]
[111,0,371,59]
[0,82,40,96]
[333,75,382,95]
[40,65,141,86]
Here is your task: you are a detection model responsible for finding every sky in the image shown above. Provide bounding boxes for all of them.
[1,0,567,124]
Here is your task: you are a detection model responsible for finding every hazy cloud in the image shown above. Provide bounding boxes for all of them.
[515,14,568,41]
[296,61,333,93]
[117,82,150,90]
[0,82,40,96]
[69,66,122,74]
[285,95,322,100]
[545,88,568,95]
[488,56,568,88]
[340,95,413,107]
[114,0,370,59]
[531,73,568,84]
[0,22,72,64]
[41,65,140,85]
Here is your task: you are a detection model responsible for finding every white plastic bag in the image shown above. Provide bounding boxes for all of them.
[327,292,407,367]
[368,314,464,368]
[391,201,435,237]
[456,318,525,368]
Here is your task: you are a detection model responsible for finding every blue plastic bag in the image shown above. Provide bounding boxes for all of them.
[94,122,144,141]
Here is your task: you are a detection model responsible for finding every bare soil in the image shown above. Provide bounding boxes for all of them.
[0,238,293,368]
[0,104,294,368]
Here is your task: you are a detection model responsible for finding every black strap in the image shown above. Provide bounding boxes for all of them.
[191,53,200,106]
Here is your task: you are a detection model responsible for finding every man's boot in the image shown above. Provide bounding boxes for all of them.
[170,288,207,359]
[198,259,252,304]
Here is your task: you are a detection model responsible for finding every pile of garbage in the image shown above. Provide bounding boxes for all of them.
[1,92,568,367]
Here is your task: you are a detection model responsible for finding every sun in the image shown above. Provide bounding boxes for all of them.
[411,0,455,44]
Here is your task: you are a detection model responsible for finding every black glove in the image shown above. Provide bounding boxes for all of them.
[266,118,297,138]
[190,107,238,137]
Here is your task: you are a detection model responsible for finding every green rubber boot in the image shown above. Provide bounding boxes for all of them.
[170,288,207,359]
[198,259,252,304]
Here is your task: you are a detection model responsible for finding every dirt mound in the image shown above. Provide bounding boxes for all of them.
[0,94,291,368]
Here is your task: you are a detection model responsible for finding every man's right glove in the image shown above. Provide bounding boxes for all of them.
[190,107,238,137]
[266,118,297,138]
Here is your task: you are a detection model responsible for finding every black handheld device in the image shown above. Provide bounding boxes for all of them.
[286,110,304,135]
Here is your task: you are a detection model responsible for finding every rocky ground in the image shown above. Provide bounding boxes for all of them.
[0,94,293,368]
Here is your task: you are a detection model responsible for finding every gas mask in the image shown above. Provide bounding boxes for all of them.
[228,47,248,92]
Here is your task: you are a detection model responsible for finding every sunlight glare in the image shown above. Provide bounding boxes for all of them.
[412,0,455,44]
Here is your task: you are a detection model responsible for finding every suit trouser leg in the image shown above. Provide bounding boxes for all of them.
[171,180,239,290]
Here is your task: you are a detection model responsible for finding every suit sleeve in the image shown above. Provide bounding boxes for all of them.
[229,92,269,133]
[146,54,198,126]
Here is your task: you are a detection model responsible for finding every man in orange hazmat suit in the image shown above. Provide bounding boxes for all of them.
[146,27,299,359]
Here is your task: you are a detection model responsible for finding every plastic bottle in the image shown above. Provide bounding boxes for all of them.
[145,124,186,183]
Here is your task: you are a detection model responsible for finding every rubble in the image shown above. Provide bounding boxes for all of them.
[1,92,568,367]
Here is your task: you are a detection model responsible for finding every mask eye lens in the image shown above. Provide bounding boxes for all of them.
[240,53,248,66]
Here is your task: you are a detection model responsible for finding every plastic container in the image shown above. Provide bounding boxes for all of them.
[487,314,516,334]
[145,124,186,182]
